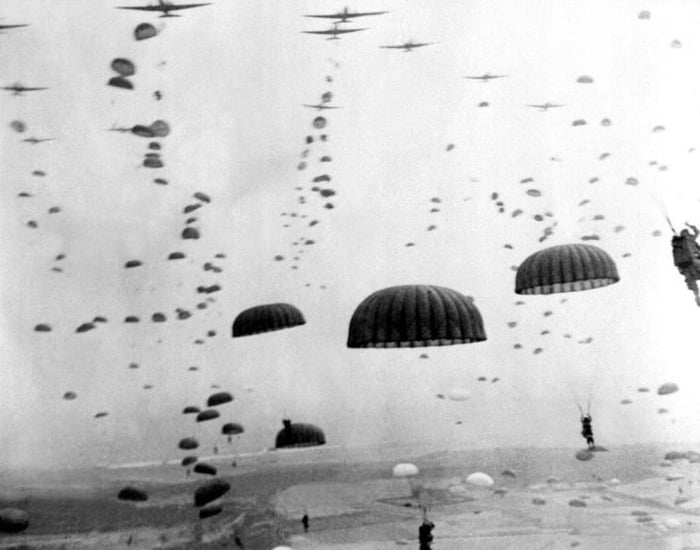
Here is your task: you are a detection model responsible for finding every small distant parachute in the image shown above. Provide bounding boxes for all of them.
[150,120,170,137]
[194,191,211,203]
[515,244,619,294]
[63,391,77,400]
[95,411,109,418]
[275,419,325,448]
[125,260,142,268]
[196,409,220,422]
[601,118,612,127]
[111,58,136,77]
[124,316,140,323]
[76,322,96,333]
[466,472,494,487]
[199,504,223,519]
[625,177,638,186]
[10,120,25,133]
[392,463,419,478]
[620,399,632,405]
[638,387,649,393]
[143,156,163,169]
[312,116,327,129]
[572,119,586,126]
[501,469,516,478]
[194,479,231,507]
[232,303,306,337]
[526,189,542,197]
[152,313,166,322]
[347,285,486,348]
[447,388,470,401]
[193,462,217,476]
[657,383,678,396]
[118,487,148,502]
[34,323,52,332]
[181,456,197,467]
[638,10,650,19]
[131,125,154,138]
[569,499,587,507]
[575,449,594,461]
[671,40,682,48]
[178,437,199,450]
[134,22,157,41]
[107,76,133,90]
[576,75,594,84]
[222,423,244,436]
[168,252,185,260]
[207,392,233,407]
[531,497,546,505]
[652,125,665,133]
[182,227,200,239]
[148,142,161,150]
[0,508,29,533]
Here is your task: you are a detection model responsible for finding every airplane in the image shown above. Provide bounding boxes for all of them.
[527,102,565,111]
[302,103,342,110]
[2,82,48,96]
[116,0,211,18]
[304,7,389,23]
[463,73,509,82]
[22,137,55,145]
[380,40,436,52]
[303,23,367,40]
[0,22,29,33]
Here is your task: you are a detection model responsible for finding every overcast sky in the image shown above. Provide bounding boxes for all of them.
[1,0,700,469]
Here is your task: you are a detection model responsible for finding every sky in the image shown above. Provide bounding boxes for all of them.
[1,0,700,470]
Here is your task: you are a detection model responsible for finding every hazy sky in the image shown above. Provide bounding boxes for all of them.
[2,0,700,469]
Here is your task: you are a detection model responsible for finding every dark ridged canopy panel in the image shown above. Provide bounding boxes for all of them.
[232,303,306,337]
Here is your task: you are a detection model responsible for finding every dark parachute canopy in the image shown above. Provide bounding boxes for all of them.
[207,392,233,407]
[132,125,155,138]
[183,406,201,415]
[199,504,223,519]
[275,419,326,449]
[232,303,306,337]
[181,456,198,467]
[347,285,487,348]
[178,437,199,450]
[111,58,136,77]
[150,120,170,138]
[194,479,231,507]
[134,22,157,41]
[0,508,29,533]
[193,462,217,476]
[515,244,619,295]
[63,391,77,400]
[118,487,148,501]
[196,409,220,422]
[222,422,244,436]
[107,76,133,90]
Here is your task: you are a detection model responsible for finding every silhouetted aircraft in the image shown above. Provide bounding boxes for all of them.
[117,0,211,17]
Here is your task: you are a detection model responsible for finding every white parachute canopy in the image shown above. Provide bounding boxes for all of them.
[393,463,419,478]
[466,472,494,487]
[447,388,470,401]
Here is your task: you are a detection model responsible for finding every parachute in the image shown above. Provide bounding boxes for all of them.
[181,456,198,467]
[148,142,161,150]
[151,313,166,322]
[658,382,679,396]
[0,508,29,533]
[194,479,231,507]
[168,252,186,260]
[76,322,96,333]
[313,116,327,129]
[392,463,419,478]
[131,125,155,138]
[111,58,136,77]
[143,156,164,169]
[447,388,470,401]
[94,411,108,418]
[515,244,619,294]
[232,303,306,337]
[199,504,223,519]
[193,462,217,476]
[178,437,199,450]
[274,419,325,448]
[125,260,142,268]
[222,422,244,436]
[107,76,133,90]
[118,487,148,501]
[196,409,220,422]
[34,324,52,332]
[466,472,494,487]
[577,75,594,84]
[575,449,594,461]
[182,227,200,239]
[63,391,77,400]
[124,316,140,323]
[10,120,25,133]
[207,392,233,407]
[347,285,486,348]
[150,120,170,137]
[134,22,157,41]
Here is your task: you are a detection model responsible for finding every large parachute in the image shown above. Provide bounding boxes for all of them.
[111,58,136,77]
[196,409,220,422]
[515,244,619,295]
[0,508,29,533]
[232,303,306,337]
[134,22,157,41]
[207,392,233,407]
[274,419,325,449]
[178,437,199,450]
[347,285,486,348]
[117,487,148,501]
[194,479,230,507]
[222,422,244,435]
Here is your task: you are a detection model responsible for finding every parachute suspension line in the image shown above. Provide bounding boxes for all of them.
[642,181,676,234]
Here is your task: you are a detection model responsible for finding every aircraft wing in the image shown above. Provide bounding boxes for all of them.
[167,3,211,10]
[344,11,389,17]
[302,104,341,109]
[117,5,164,11]
[380,44,409,49]
[0,24,29,29]
[303,28,366,35]
[304,14,344,19]
[410,42,434,48]
[25,87,48,91]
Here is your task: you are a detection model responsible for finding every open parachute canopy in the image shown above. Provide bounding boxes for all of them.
[347,285,486,348]
[232,303,306,337]
[199,504,223,519]
[183,406,201,415]
[222,422,244,435]
[117,487,148,502]
[515,244,619,295]
[275,419,325,449]
[196,409,220,422]
[207,391,233,407]
[107,76,133,90]
[658,382,679,396]
[181,456,197,467]
[178,437,199,450]
[392,463,419,478]
[466,472,494,487]
[194,479,230,507]
[134,22,157,41]
[111,58,136,77]
[193,462,217,476]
